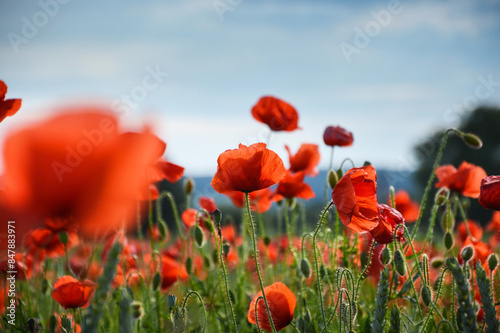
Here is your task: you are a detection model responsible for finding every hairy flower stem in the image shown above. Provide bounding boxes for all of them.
[246,193,277,333]
[411,129,459,241]
[313,201,334,329]
[454,194,479,243]
[181,291,208,333]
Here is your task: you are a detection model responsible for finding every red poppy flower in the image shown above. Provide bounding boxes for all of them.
[0,80,22,123]
[392,190,420,222]
[479,176,500,210]
[225,188,275,213]
[1,109,175,237]
[51,275,96,309]
[181,208,198,228]
[160,256,189,291]
[24,227,79,259]
[285,143,320,177]
[457,221,483,245]
[369,204,405,244]
[199,196,217,213]
[248,282,296,332]
[323,125,353,147]
[211,143,286,194]
[274,171,315,200]
[435,161,487,198]
[332,165,379,233]
[251,96,299,132]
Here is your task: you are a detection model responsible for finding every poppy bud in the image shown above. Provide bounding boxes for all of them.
[264,236,271,247]
[152,272,161,291]
[167,294,177,308]
[461,133,483,149]
[431,258,444,269]
[363,161,371,166]
[421,285,432,307]
[461,245,474,262]
[131,301,144,320]
[319,264,327,279]
[205,219,215,233]
[194,226,204,247]
[394,249,406,276]
[185,178,194,195]
[223,242,231,257]
[435,188,449,206]
[444,231,454,250]
[185,257,192,275]
[300,258,312,279]
[381,246,391,265]
[58,231,69,246]
[213,209,222,226]
[441,205,455,232]
[328,169,338,189]
[336,168,344,181]
[488,253,498,272]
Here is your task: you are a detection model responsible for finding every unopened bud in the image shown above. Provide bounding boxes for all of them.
[381,246,391,265]
[263,236,271,247]
[223,242,231,257]
[431,258,444,269]
[461,245,474,262]
[444,231,454,250]
[421,285,432,307]
[300,258,312,279]
[152,272,161,291]
[441,205,455,231]
[328,169,338,189]
[488,253,498,271]
[167,294,177,308]
[185,257,192,275]
[194,226,204,247]
[461,133,483,149]
[58,231,69,246]
[435,188,449,206]
[213,209,222,226]
[394,249,406,276]
[184,178,194,195]
[158,221,168,241]
[336,168,344,180]
[363,161,371,166]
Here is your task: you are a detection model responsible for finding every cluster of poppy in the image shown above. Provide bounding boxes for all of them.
[2,83,500,332]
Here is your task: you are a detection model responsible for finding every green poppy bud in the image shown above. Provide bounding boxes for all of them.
[58,231,69,246]
[461,133,483,149]
[394,249,406,276]
[152,272,161,291]
[431,258,444,269]
[167,294,177,308]
[185,257,192,275]
[421,285,432,307]
[194,226,204,247]
[381,246,391,265]
[300,258,312,279]
[328,169,338,189]
[185,178,194,195]
[444,231,454,250]
[488,253,498,272]
[461,245,474,262]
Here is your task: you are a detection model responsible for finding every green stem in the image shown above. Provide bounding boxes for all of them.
[410,129,459,241]
[354,240,376,301]
[246,193,277,333]
[181,291,208,333]
[454,194,479,243]
[313,201,334,329]
[420,201,440,256]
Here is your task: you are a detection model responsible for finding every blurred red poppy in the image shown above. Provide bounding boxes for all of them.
[275,171,315,200]
[332,165,379,233]
[211,143,286,194]
[457,220,483,245]
[181,208,198,228]
[392,190,420,222]
[199,196,217,213]
[51,275,96,309]
[285,143,320,177]
[1,109,177,237]
[160,255,189,291]
[251,96,299,132]
[435,161,486,198]
[479,176,500,210]
[0,80,21,123]
[225,188,275,213]
[24,227,79,259]
[248,282,296,332]
[323,125,353,147]
[369,204,405,244]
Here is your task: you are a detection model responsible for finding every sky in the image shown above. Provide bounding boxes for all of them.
[1,0,500,177]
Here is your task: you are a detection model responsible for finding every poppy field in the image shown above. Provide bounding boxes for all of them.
[1,80,500,333]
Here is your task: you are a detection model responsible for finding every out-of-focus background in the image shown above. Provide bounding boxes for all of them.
[1,0,500,225]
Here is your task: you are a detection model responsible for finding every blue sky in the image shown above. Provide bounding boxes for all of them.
[1,0,500,176]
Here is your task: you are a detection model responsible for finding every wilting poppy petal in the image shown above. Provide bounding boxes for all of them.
[479,176,500,210]
[285,143,320,177]
[435,161,487,198]
[332,165,379,233]
[248,282,296,332]
[323,125,353,147]
[370,204,405,244]
[51,275,96,309]
[251,96,300,132]
[211,143,286,194]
